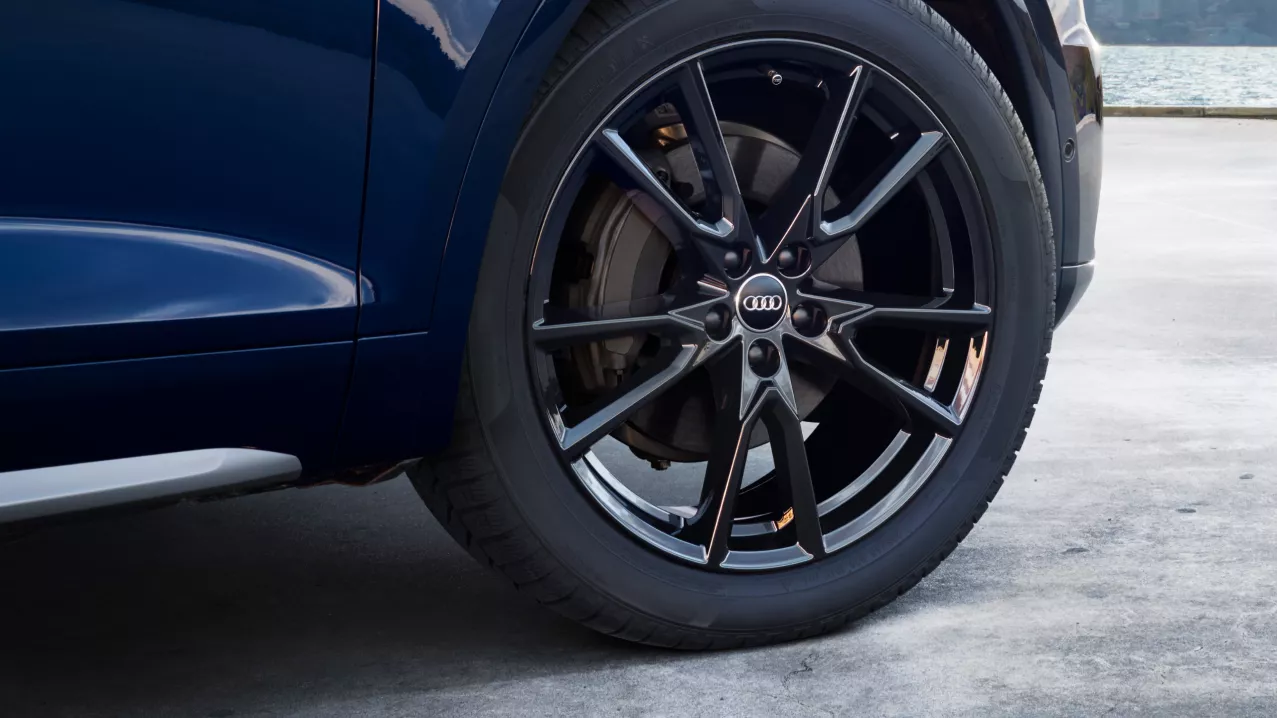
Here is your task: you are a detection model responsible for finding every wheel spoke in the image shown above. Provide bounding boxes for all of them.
[533,314,681,348]
[785,330,960,436]
[594,129,733,242]
[754,66,868,256]
[839,338,962,435]
[760,398,825,558]
[844,303,993,332]
[558,343,703,457]
[595,122,744,280]
[815,131,948,266]
[783,330,851,375]
[672,62,749,231]
[798,288,993,333]
[678,346,761,565]
[737,345,799,421]
[533,295,719,349]
[666,62,760,278]
[793,287,873,323]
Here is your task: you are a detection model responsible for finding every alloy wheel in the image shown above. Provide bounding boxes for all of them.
[526,39,994,572]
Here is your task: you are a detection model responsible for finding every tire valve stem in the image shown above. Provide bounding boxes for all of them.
[762,65,783,86]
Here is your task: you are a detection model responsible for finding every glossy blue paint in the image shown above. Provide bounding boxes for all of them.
[333,0,565,462]
[0,0,374,473]
[384,0,593,453]
[0,0,375,297]
[334,332,434,465]
[0,343,352,473]
[0,219,359,368]
[355,0,540,336]
[0,0,1095,478]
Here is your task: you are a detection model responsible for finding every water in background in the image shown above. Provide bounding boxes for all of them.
[1103,45,1277,107]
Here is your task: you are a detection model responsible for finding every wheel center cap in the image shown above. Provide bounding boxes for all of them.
[736,274,787,332]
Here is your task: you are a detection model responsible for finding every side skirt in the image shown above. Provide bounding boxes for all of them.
[0,449,301,524]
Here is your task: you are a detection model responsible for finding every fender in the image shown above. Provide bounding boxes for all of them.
[335,0,591,465]
[927,0,1099,319]
[1046,0,1103,320]
[336,0,1095,464]
[986,0,1102,321]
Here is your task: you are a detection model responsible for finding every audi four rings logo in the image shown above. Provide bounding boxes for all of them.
[742,295,784,312]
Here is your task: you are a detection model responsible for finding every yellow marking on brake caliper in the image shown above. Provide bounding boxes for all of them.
[776,507,795,530]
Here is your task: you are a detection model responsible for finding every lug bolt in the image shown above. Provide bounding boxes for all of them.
[791,305,812,331]
[791,303,826,336]
[704,305,731,339]
[723,250,743,274]
[777,247,797,271]
[747,339,781,377]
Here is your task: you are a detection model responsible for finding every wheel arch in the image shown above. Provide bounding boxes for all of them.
[409,0,1075,458]
[925,0,1080,290]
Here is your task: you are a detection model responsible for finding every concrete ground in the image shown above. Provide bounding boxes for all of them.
[3,118,1277,717]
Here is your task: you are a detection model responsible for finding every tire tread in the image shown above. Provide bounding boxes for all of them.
[411,0,1056,649]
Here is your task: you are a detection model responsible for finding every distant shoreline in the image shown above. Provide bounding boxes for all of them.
[1102,45,1277,109]
[1102,43,1277,48]
[1107,106,1277,118]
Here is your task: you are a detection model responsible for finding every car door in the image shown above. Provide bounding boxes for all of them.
[0,0,376,472]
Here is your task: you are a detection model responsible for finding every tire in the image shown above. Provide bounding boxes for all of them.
[409,0,1055,648]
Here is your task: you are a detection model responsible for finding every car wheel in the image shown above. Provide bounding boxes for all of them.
[410,0,1055,648]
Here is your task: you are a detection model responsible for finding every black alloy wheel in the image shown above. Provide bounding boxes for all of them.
[527,39,994,572]
[413,0,1055,648]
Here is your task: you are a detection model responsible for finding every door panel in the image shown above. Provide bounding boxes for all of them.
[0,0,375,364]
[0,342,352,473]
[0,219,359,368]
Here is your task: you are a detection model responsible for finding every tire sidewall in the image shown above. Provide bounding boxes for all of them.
[465,0,1052,632]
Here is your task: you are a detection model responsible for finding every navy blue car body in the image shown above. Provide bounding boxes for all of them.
[0,0,1100,486]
